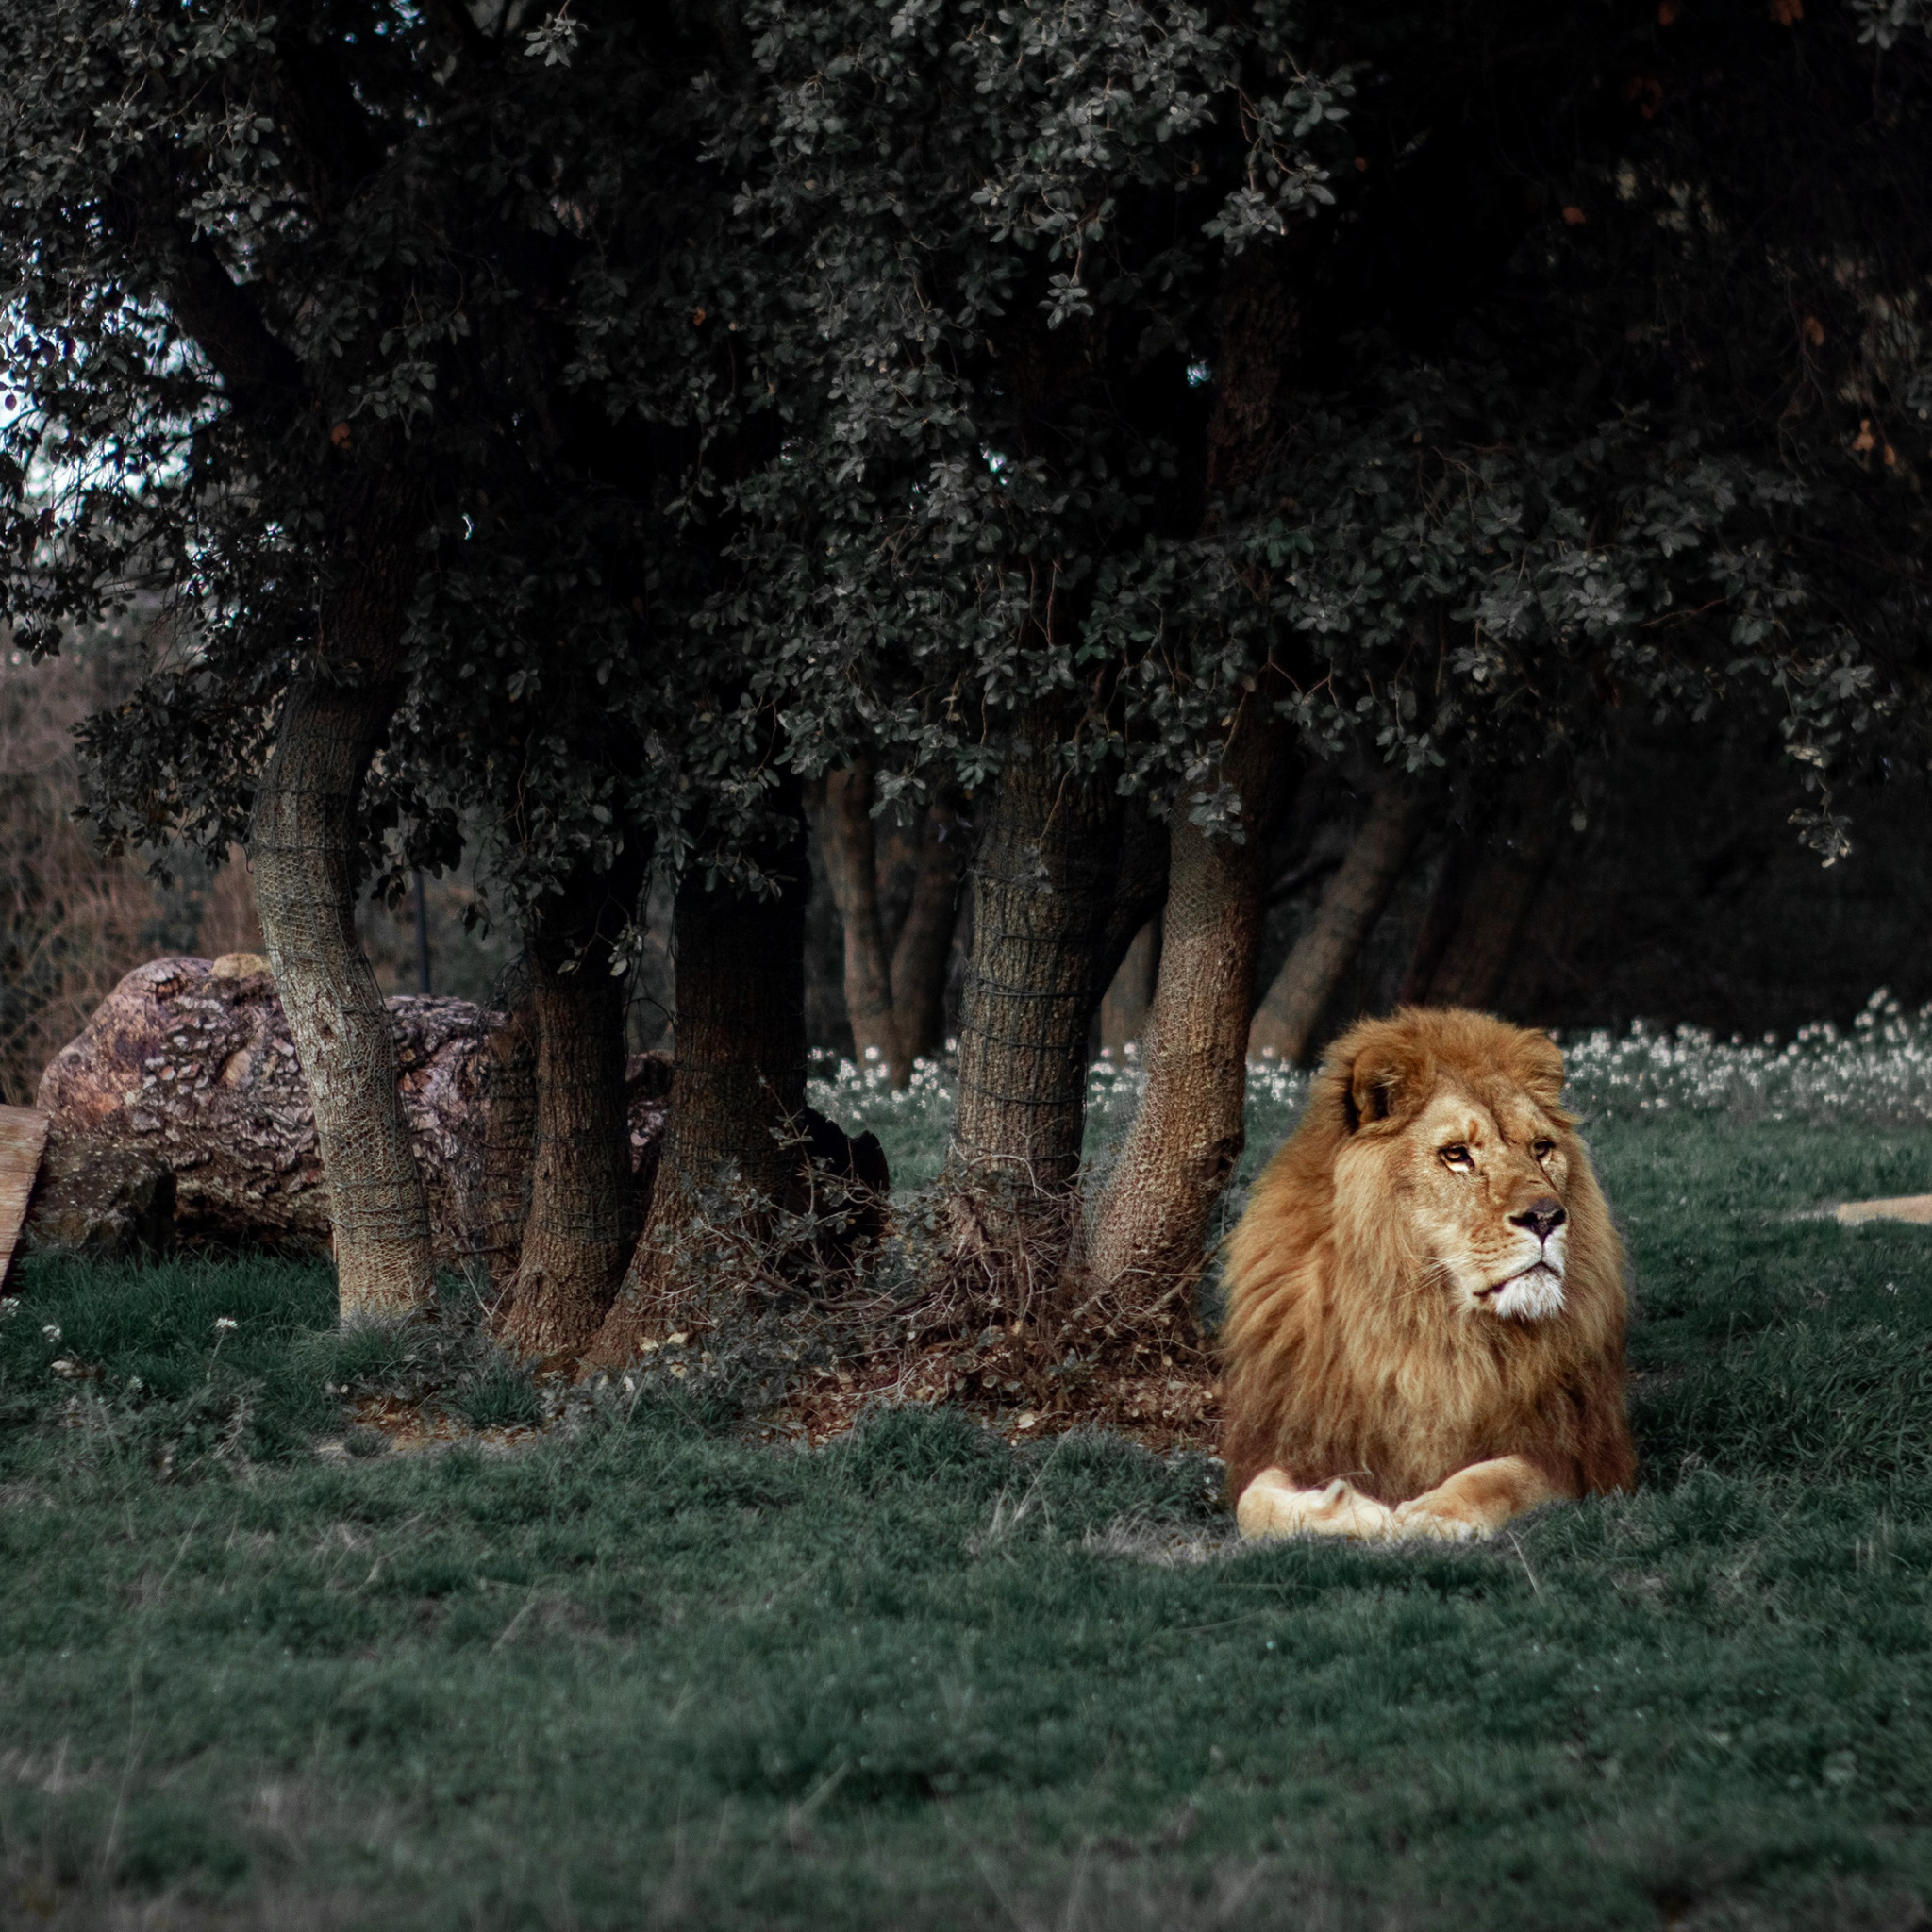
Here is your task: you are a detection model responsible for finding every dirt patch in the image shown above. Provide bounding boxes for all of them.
[313,1390,552,1458]
[768,1315,1220,1454]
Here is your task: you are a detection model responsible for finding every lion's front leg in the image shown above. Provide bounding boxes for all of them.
[1391,1456,1570,1542]
[1236,1468,1399,1542]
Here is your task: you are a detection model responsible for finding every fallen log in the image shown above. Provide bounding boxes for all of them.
[0,1105,47,1290]
[27,956,674,1270]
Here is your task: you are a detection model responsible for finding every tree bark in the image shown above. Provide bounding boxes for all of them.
[497,866,644,1361]
[1397,838,1474,1007]
[886,794,969,1071]
[813,764,900,1074]
[477,961,536,1289]
[581,791,811,1369]
[1100,920,1159,1057]
[1080,708,1296,1309]
[1248,782,1422,1062]
[943,704,1121,1297]
[250,573,433,1321]
[1071,233,1305,1313]
[1092,800,1172,999]
[1413,816,1561,1011]
[126,186,432,1321]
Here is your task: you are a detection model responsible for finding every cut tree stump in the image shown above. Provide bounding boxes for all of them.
[0,1105,49,1290]
[1836,1195,1932,1227]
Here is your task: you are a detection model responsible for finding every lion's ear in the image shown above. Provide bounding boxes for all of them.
[1515,1032,1567,1110]
[1345,1037,1429,1130]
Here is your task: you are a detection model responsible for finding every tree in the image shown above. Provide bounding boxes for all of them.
[0,0,758,1330]
[1248,779,1422,1062]
[809,770,969,1085]
[12,0,1931,1363]
[693,0,1355,1312]
[702,0,1932,1330]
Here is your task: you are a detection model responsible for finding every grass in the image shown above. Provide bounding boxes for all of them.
[8,1083,1932,1924]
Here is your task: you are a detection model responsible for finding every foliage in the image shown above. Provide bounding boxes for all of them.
[6,0,1932,923]
[691,0,1352,807]
[1564,991,1932,1127]
[679,0,1932,846]
[6,1115,1932,1925]
[0,0,765,926]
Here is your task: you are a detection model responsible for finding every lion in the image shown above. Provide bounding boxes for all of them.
[1222,1006,1635,1543]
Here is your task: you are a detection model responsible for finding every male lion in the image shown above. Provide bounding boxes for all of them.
[1223,1007,1635,1542]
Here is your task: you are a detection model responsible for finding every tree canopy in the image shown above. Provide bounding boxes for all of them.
[5,0,1928,886]
[7,0,1932,1335]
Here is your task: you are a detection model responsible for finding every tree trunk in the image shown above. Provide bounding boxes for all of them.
[1415,817,1562,1011]
[1100,920,1159,1057]
[814,778,967,1085]
[581,792,811,1370]
[1397,839,1474,1006]
[497,868,643,1361]
[477,962,537,1289]
[1093,800,1171,997]
[886,794,969,1072]
[251,654,432,1321]
[943,705,1120,1300]
[1248,783,1422,1062]
[1080,708,1295,1309]
[813,765,899,1074]
[0,1104,46,1291]
[1072,231,1305,1314]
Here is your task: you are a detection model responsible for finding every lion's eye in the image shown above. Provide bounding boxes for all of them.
[1531,1139,1556,1162]
[1439,1144,1474,1173]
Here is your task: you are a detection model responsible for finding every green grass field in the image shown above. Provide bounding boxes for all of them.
[8,1044,1932,1927]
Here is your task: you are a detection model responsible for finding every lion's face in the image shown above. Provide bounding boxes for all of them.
[1330,1035,1578,1325]
[1397,1084,1574,1321]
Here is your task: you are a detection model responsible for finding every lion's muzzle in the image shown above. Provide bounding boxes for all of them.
[1485,1213,1568,1322]
[1510,1196,1566,1241]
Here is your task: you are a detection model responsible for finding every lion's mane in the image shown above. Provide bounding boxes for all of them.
[1221,1007,1636,1507]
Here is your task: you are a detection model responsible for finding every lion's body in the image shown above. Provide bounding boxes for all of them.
[1222,1007,1634,1541]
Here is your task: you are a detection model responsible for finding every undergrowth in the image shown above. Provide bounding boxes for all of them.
[5,1113,1932,1927]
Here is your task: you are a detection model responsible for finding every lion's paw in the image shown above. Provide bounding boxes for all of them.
[1237,1473,1398,1542]
[1390,1500,1484,1543]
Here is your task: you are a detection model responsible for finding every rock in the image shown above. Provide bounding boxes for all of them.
[28,958,675,1266]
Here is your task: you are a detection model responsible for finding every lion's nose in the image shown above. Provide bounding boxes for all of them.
[1511,1197,1566,1242]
